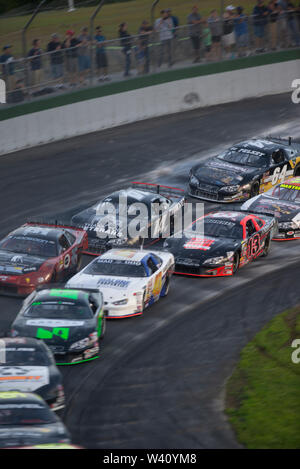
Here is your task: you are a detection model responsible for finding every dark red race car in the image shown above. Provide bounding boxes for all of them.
[163,210,278,277]
[0,223,88,296]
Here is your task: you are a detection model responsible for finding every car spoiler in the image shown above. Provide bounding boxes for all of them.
[131,181,185,199]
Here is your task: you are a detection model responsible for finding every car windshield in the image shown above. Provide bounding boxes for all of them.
[217,149,269,168]
[24,301,93,319]
[0,347,50,366]
[0,236,57,258]
[0,404,57,425]
[272,185,300,203]
[85,259,147,277]
[185,218,243,240]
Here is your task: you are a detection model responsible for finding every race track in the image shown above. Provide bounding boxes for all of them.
[1,92,299,448]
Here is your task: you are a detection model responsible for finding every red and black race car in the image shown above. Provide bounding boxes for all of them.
[163,211,277,277]
[0,223,88,296]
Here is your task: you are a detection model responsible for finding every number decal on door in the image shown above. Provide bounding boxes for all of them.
[247,234,261,259]
[271,165,288,185]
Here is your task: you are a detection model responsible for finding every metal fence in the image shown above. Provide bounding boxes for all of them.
[1,11,300,106]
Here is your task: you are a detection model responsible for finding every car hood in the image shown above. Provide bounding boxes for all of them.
[12,317,95,347]
[0,250,46,275]
[165,235,240,263]
[0,366,50,393]
[0,422,69,448]
[242,195,300,222]
[193,158,258,186]
[67,273,146,300]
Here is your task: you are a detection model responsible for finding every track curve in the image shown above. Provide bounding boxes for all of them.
[0,92,299,448]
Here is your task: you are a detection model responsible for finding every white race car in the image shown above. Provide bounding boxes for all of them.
[66,249,175,318]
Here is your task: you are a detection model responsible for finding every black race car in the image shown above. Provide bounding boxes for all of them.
[0,222,88,296]
[189,137,300,203]
[163,210,277,277]
[241,176,300,241]
[11,287,105,365]
[0,337,64,411]
[71,182,185,255]
[0,391,70,448]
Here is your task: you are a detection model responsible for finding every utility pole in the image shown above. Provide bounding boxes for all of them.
[68,0,76,12]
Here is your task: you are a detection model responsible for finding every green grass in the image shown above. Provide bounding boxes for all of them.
[0,0,258,56]
[226,305,300,449]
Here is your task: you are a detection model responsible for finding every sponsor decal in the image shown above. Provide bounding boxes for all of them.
[36,328,69,340]
[97,278,130,288]
[50,289,79,300]
[184,238,214,250]
[26,319,84,327]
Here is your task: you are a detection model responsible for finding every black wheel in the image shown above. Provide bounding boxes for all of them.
[232,253,240,275]
[75,252,82,273]
[261,235,271,257]
[249,182,260,199]
[294,166,300,177]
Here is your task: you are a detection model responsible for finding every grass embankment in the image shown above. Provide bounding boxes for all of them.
[226,304,300,449]
[1,0,258,56]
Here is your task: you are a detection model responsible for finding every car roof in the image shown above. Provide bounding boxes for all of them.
[33,288,90,304]
[232,138,294,154]
[10,225,66,242]
[103,188,169,205]
[205,211,247,223]
[0,391,45,405]
[0,337,45,350]
[100,249,152,263]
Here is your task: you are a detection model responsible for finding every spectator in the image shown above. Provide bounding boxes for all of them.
[47,33,64,83]
[7,78,25,103]
[155,10,174,68]
[202,20,212,61]
[95,26,109,81]
[252,0,269,52]
[208,9,222,60]
[0,45,15,92]
[268,1,279,50]
[138,20,153,74]
[187,5,203,63]
[286,2,300,45]
[119,23,132,77]
[166,8,179,37]
[234,6,249,56]
[223,6,236,58]
[27,39,43,88]
[277,3,288,46]
[62,30,79,86]
[77,27,91,84]
[134,42,145,75]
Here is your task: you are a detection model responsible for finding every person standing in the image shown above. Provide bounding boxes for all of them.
[187,5,203,63]
[268,1,279,50]
[77,27,91,84]
[208,9,222,60]
[234,7,249,56]
[252,0,269,52]
[138,20,153,74]
[0,45,16,92]
[222,6,236,59]
[155,10,174,68]
[47,33,64,83]
[286,1,300,46]
[27,39,43,89]
[62,30,79,86]
[95,26,109,81]
[119,23,132,77]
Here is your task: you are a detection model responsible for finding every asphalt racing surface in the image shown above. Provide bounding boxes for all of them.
[1,93,300,448]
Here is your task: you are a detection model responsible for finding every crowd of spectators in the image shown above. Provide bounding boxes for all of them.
[1,1,300,101]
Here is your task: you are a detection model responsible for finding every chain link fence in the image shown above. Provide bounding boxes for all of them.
[1,11,300,106]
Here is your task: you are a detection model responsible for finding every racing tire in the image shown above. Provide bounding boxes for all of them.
[160,276,170,297]
[76,252,83,273]
[232,253,240,275]
[249,182,260,199]
[99,316,106,340]
[261,235,271,257]
[294,165,300,176]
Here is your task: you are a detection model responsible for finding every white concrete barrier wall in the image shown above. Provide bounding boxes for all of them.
[1,60,299,155]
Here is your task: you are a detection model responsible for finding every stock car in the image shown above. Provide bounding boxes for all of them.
[241,176,300,241]
[188,137,300,203]
[10,288,105,365]
[71,182,185,255]
[163,211,277,277]
[66,248,175,318]
[0,392,70,448]
[0,338,65,411]
[0,222,88,296]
